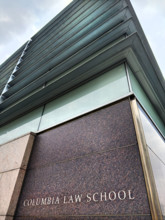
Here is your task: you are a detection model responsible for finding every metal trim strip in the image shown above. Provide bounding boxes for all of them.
[130,98,163,220]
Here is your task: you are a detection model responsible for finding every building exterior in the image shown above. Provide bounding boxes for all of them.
[0,1,164,220]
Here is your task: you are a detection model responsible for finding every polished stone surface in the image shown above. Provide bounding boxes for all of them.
[15,145,150,218]
[0,134,35,173]
[0,133,35,218]
[0,217,13,220]
[15,99,151,219]
[14,215,152,220]
[0,169,25,216]
[28,99,137,170]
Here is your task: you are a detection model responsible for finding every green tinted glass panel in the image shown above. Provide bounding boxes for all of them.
[148,149,165,218]
[0,64,129,144]
[139,106,165,163]
[139,106,165,217]
[0,107,43,145]
[128,67,165,136]
[39,64,129,131]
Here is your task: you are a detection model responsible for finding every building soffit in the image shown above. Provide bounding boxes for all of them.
[0,0,164,126]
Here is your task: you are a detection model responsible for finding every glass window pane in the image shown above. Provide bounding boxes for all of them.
[138,105,165,218]
[139,106,165,164]
[0,107,43,145]
[128,66,165,136]
[39,64,129,131]
[148,148,165,217]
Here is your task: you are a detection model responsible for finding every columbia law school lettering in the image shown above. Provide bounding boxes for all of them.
[0,0,164,220]
[23,190,135,207]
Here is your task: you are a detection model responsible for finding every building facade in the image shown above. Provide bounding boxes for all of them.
[0,1,164,219]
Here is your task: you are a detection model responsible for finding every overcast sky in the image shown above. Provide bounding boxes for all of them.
[0,0,165,77]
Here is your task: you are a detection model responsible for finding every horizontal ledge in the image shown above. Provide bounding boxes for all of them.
[0,34,164,126]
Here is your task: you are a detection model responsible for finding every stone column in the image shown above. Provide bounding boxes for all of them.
[0,133,35,220]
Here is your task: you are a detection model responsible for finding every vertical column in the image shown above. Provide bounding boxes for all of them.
[130,98,163,220]
[0,133,35,220]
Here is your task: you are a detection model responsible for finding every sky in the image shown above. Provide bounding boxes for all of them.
[0,0,165,77]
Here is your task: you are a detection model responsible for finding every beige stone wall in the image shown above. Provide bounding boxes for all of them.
[0,133,35,220]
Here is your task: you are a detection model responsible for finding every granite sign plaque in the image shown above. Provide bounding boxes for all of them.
[14,99,151,220]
